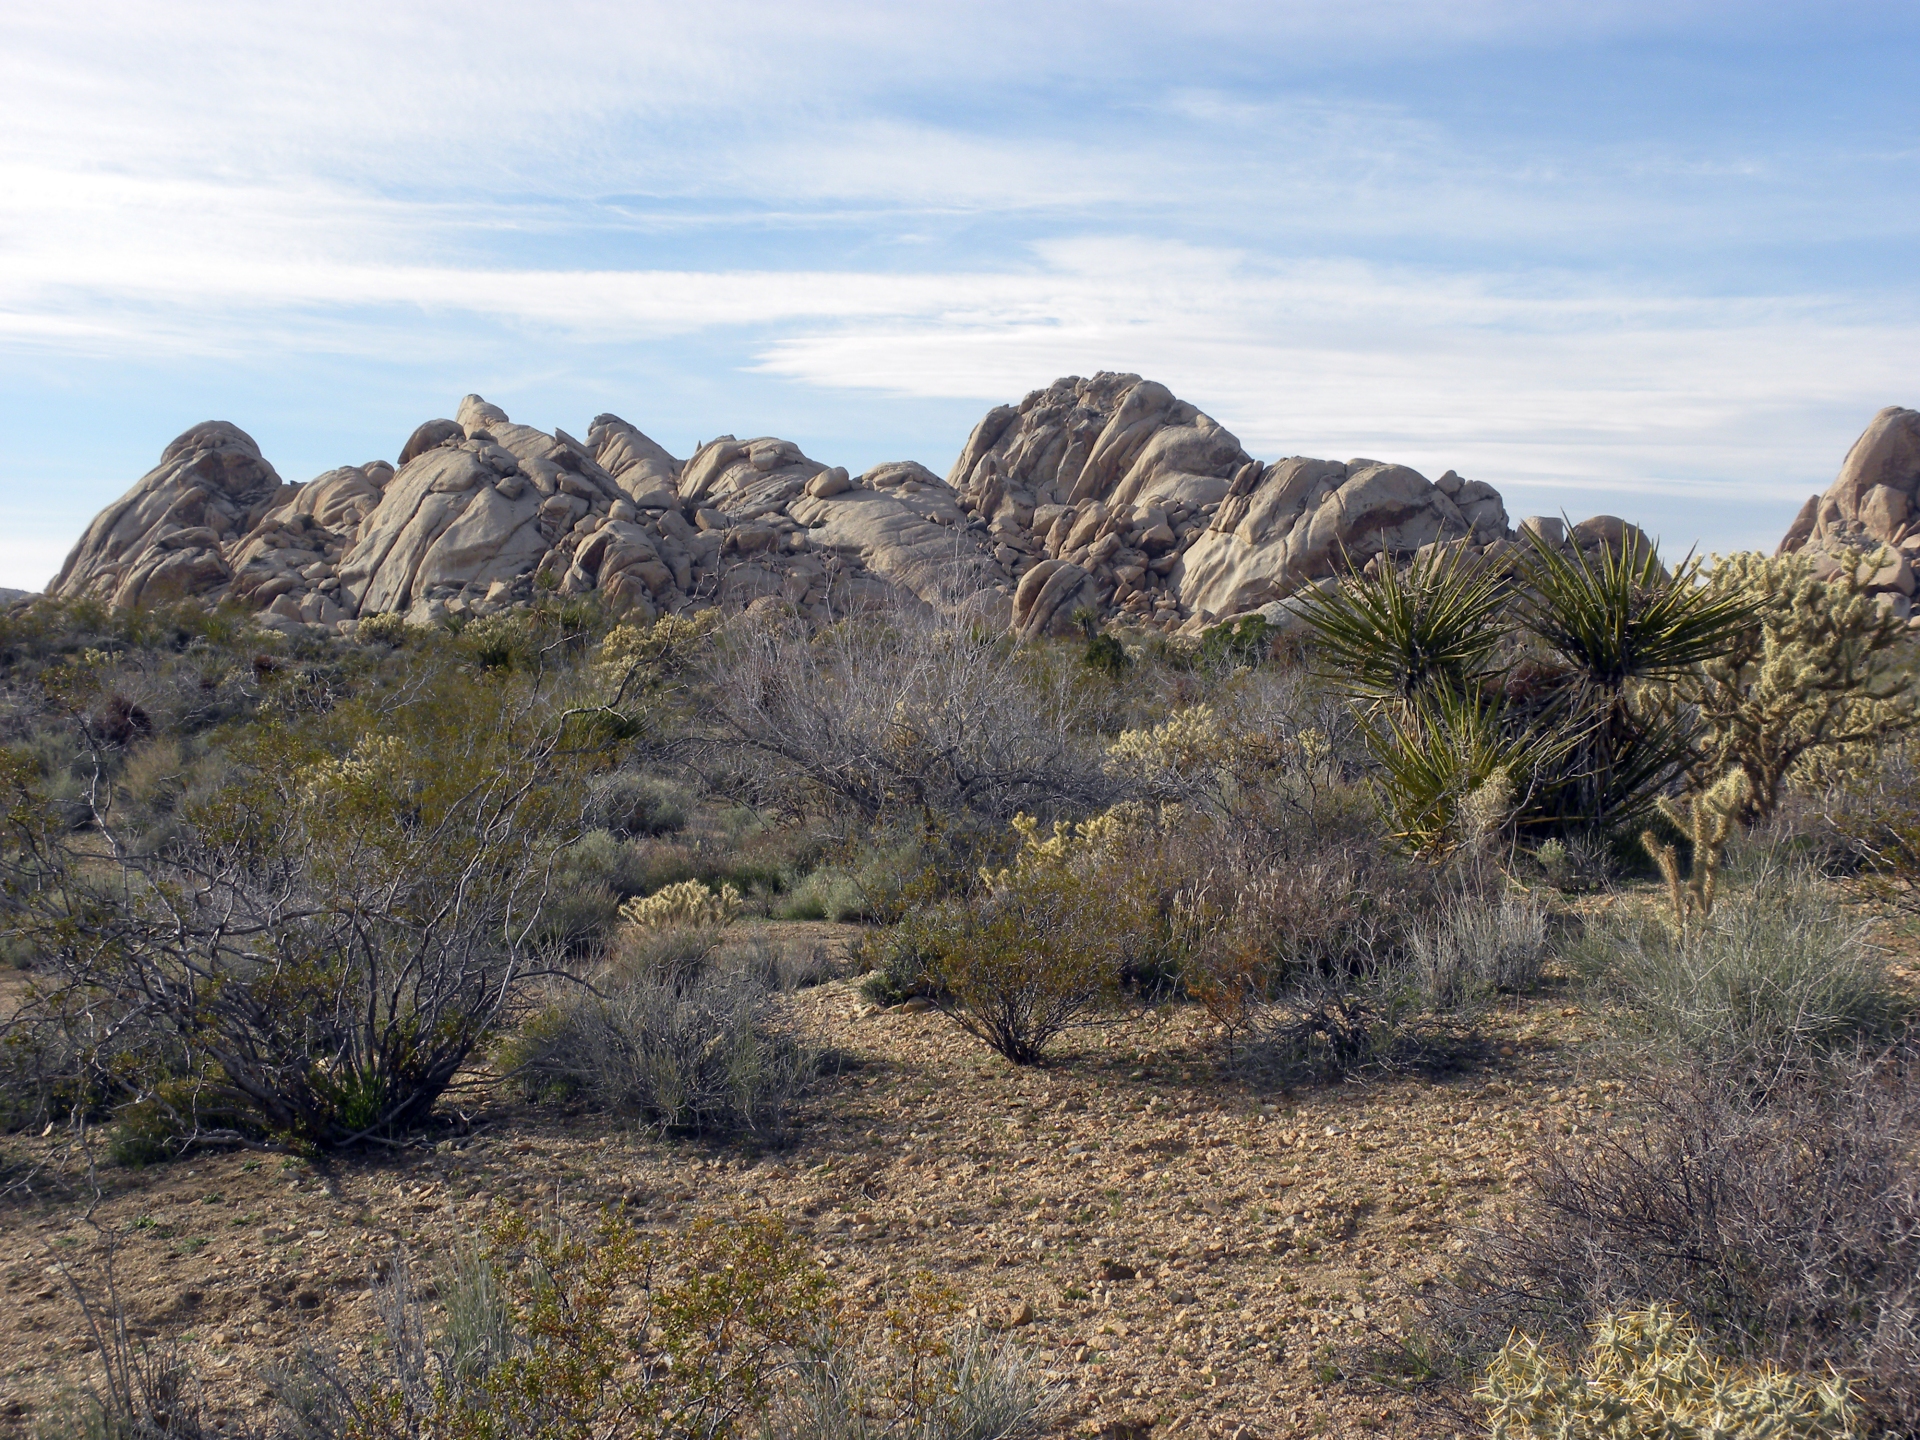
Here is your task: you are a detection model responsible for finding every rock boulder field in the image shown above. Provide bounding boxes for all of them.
[44,371,1751,638]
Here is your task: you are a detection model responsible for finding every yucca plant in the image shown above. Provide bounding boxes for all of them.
[1519,531,1756,691]
[1360,686,1571,858]
[1517,530,1759,832]
[1293,544,1509,706]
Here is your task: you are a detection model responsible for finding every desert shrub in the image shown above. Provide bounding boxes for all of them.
[902,810,1167,1063]
[1825,739,1920,912]
[769,1316,1058,1440]
[1186,847,1478,1079]
[1193,614,1278,671]
[698,605,1115,823]
[1676,548,1917,819]
[777,866,866,923]
[532,828,657,955]
[1451,1051,1920,1433]
[1081,631,1131,677]
[1479,1304,1860,1440]
[270,1214,1052,1440]
[1101,702,1291,821]
[37,1335,212,1440]
[1407,888,1549,1006]
[508,956,807,1134]
[1577,868,1905,1073]
[0,657,596,1150]
[274,1211,835,1440]
[619,878,743,929]
[586,770,689,838]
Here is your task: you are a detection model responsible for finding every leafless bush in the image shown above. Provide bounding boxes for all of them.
[697,604,1117,823]
[1408,887,1549,1006]
[1447,1049,1920,1434]
[1190,849,1473,1080]
[509,948,811,1134]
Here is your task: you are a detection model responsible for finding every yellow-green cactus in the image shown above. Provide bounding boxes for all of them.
[1480,1304,1860,1440]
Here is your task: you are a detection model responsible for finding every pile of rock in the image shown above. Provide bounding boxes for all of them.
[44,372,1675,641]
[1778,405,1920,626]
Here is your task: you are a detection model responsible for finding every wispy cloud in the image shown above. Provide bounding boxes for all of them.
[0,1,1916,586]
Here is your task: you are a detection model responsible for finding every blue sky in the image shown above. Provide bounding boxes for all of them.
[1,1,1916,588]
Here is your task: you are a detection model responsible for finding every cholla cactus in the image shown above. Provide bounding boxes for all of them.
[978,803,1166,889]
[1681,550,1916,818]
[298,734,410,806]
[1480,1304,1860,1440]
[1103,704,1288,795]
[618,879,742,929]
[1642,768,1751,929]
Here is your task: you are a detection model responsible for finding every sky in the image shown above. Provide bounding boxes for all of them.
[1,2,1916,590]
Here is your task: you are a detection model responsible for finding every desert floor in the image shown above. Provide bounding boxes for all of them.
[1,920,1648,1439]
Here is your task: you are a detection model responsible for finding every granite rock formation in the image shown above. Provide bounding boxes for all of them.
[45,373,1657,640]
[1779,406,1920,623]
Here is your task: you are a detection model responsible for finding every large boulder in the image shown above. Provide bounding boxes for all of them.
[1776,406,1920,624]
[1175,459,1508,619]
[1781,406,1920,556]
[46,378,1532,640]
[48,422,285,609]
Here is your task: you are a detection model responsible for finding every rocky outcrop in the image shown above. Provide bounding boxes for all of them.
[1777,406,1920,623]
[1177,458,1509,619]
[50,373,1607,641]
[50,422,286,610]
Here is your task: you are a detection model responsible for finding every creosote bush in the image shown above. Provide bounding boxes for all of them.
[902,810,1162,1063]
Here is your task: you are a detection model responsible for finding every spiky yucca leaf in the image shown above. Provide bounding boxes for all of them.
[1361,686,1571,858]
[1293,544,1508,705]
[1519,529,1757,691]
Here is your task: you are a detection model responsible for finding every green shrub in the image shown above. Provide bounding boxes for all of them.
[275,1211,834,1440]
[2,655,601,1150]
[1194,614,1277,671]
[1081,631,1131,676]
[1480,1304,1860,1440]
[1579,867,1905,1072]
[268,1214,1055,1440]
[776,866,866,922]
[587,771,689,838]
[902,810,1177,1063]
